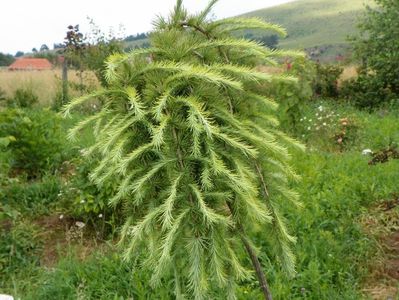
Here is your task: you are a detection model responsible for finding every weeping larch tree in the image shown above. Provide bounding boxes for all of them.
[64,0,304,299]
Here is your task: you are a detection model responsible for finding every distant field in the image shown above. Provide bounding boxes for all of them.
[0,69,98,106]
[0,64,358,107]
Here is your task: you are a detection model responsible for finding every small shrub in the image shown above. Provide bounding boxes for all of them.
[0,109,66,177]
[313,63,343,98]
[8,87,39,108]
[57,156,121,236]
[279,57,315,131]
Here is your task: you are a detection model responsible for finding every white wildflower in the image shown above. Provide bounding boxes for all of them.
[59,214,64,220]
[75,221,86,229]
[98,214,103,218]
[362,149,373,155]
[80,199,85,204]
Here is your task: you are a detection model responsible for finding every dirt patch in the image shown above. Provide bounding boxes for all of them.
[34,215,106,267]
[385,232,399,280]
[360,195,399,300]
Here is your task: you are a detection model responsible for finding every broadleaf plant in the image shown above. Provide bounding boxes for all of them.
[63,1,304,299]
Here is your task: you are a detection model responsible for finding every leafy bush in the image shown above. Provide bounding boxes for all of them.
[0,109,66,177]
[8,87,39,108]
[313,63,343,98]
[57,157,121,236]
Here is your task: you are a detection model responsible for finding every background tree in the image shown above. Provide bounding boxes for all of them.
[82,18,123,86]
[64,24,87,69]
[0,53,15,66]
[64,0,303,299]
[244,33,279,49]
[39,44,49,52]
[350,0,399,108]
[53,43,65,50]
[258,34,279,49]
[63,21,123,86]
[124,32,148,42]
[15,51,24,57]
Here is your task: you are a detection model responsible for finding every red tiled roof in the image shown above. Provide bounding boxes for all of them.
[8,58,53,70]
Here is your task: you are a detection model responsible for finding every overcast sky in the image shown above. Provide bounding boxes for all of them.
[0,0,296,55]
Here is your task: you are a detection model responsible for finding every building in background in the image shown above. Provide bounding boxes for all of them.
[8,58,53,71]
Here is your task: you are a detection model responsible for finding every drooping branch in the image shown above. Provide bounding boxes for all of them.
[240,232,273,300]
[255,162,270,198]
[226,202,273,300]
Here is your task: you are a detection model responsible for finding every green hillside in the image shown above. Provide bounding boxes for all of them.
[242,0,374,53]
[125,0,374,60]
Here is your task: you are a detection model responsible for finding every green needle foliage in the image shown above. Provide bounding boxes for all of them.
[64,0,304,298]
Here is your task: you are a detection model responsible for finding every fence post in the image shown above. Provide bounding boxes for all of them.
[60,55,68,106]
